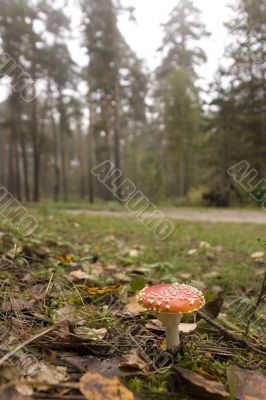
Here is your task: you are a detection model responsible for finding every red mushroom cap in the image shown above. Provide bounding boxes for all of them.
[137,283,205,313]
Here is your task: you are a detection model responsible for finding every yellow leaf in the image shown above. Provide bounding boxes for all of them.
[80,372,134,400]
[195,368,216,378]
[58,255,72,263]
[77,282,125,296]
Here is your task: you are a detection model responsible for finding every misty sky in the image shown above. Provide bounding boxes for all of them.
[119,0,231,75]
[0,0,233,102]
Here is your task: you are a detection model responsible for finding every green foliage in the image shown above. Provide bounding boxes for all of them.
[204,0,266,201]
[0,0,266,206]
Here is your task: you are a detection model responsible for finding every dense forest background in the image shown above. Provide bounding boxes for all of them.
[0,0,265,206]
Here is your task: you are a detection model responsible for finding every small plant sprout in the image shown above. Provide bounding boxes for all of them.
[137,283,205,351]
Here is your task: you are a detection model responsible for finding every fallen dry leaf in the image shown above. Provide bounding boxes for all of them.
[145,319,165,332]
[128,249,139,257]
[176,367,229,399]
[87,357,122,377]
[179,272,192,279]
[58,353,122,377]
[80,372,135,400]
[106,263,118,271]
[75,327,107,341]
[199,241,211,249]
[19,354,39,377]
[69,270,91,280]
[213,245,224,252]
[188,249,198,255]
[145,320,196,334]
[227,366,266,400]
[103,235,116,242]
[250,251,264,260]
[16,362,68,394]
[119,350,148,372]
[33,364,68,385]
[122,296,146,315]
[1,299,35,312]
[1,388,31,400]
[55,304,77,322]
[179,323,197,333]
[113,272,131,282]
[16,384,34,397]
[40,364,67,384]
[203,271,220,279]
[210,285,223,294]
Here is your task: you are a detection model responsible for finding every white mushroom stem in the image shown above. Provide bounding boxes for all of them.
[158,312,182,351]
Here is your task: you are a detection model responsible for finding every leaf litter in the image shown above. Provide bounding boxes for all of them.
[0,221,265,400]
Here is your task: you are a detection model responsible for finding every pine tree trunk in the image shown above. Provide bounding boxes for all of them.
[59,96,68,202]
[88,72,94,203]
[20,125,30,202]
[112,8,122,200]
[15,99,30,202]
[179,155,185,197]
[32,95,40,202]
[101,94,113,201]
[31,34,40,202]
[77,113,85,199]
[14,131,21,201]
[7,119,15,196]
[8,94,21,199]
[47,81,60,202]
[1,126,9,187]
[51,111,60,203]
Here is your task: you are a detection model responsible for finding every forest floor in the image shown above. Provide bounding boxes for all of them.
[0,208,266,399]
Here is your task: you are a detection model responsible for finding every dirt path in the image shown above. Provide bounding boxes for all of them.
[66,208,266,224]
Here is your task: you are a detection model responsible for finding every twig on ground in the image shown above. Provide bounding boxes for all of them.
[0,322,67,367]
[32,396,83,400]
[245,262,266,335]
[0,379,79,395]
[44,273,54,298]
[24,380,79,389]
[197,310,266,357]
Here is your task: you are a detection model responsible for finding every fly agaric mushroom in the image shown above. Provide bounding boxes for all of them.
[137,283,205,351]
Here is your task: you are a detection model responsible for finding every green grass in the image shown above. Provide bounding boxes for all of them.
[30,206,266,292]
[26,199,123,210]
[25,199,264,213]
